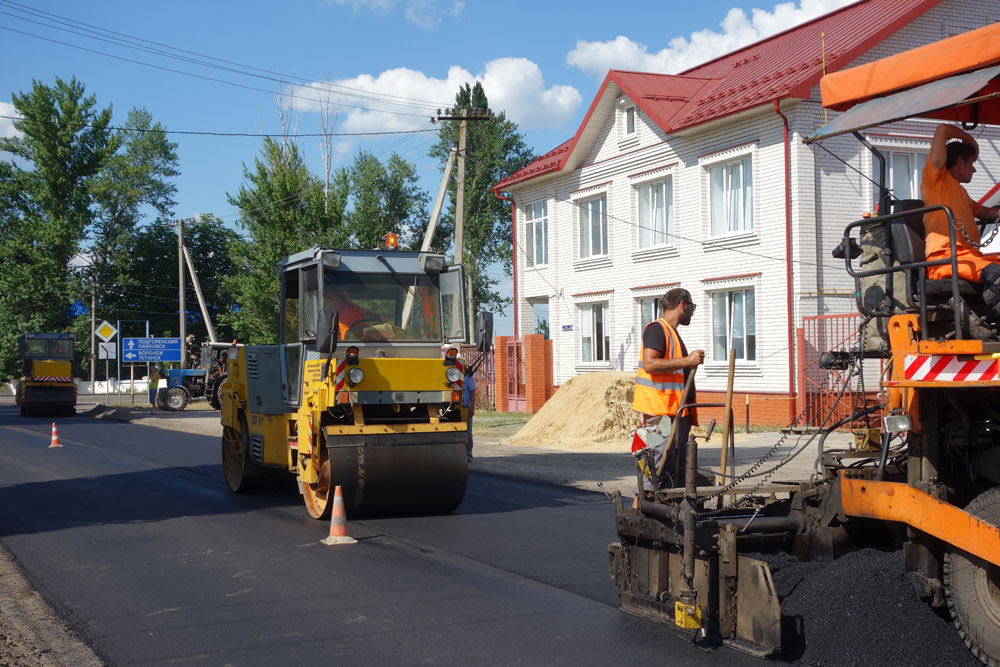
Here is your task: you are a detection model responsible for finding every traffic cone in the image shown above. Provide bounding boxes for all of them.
[48,422,63,448]
[321,485,356,545]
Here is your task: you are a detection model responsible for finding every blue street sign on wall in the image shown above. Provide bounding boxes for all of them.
[121,337,182,363]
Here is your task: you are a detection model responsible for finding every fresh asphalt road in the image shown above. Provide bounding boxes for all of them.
[0,405,761,666]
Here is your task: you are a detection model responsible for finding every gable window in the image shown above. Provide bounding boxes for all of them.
[711,288,756,362]
[581,301,610,363]
[709,156,753,236]
[625,106,636,135]
[579,194,608,259]
[638,177,673,248]
[872,150,927,209]
[525,200,549,267]
[639,297,662,330]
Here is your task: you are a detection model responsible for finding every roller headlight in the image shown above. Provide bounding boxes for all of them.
[347,367,365,385]
[445,366,463,383]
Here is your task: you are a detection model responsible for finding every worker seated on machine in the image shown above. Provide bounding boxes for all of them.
[325,292,399,342]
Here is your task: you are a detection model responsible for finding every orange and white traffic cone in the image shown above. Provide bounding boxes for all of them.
[321,485,356,545]
[48,422,63,448]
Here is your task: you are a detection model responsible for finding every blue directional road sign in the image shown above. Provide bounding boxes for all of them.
[121,337,182,363]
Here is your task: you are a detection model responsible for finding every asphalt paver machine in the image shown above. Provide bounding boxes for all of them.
[15,332,76,417]
[608,22,1000,664]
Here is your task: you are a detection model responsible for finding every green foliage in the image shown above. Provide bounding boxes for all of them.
[345,150,429,249]
[428,82,535,316]
[0,77,114,377]
[220,138,349,344]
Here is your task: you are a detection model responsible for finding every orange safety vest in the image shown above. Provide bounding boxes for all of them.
[633,318,697,423]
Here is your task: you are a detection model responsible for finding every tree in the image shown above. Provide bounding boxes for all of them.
[74,108,180,377]
[428,82,535,318]
[221,137,349,343]
[345,150,429,249]
[0,77,113,377]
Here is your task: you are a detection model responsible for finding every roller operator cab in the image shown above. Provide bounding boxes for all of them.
[219,246,493,519]
[16,332,76,418]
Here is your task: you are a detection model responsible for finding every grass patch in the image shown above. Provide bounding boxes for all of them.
[473,410,533,439]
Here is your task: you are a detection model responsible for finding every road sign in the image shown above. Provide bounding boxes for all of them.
[98,341,117,360]
[121,337,181,363]
[96,320,118,342]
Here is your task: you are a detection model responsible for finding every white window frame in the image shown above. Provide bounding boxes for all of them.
[701,143,757,239]
[577,193,609,260]
[709,287,756,363]
[871,149,928,210]
[618,97,637,142]
[638,296,662,331]
[636,176,673,249]
[579,301,611,364]
[524,200,549,267]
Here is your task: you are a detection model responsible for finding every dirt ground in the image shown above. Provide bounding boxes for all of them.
[0,542,102,666]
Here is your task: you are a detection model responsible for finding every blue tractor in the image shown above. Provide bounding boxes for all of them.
[157,342,237,411]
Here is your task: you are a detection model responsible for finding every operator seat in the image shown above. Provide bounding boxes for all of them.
[890,199,988,336]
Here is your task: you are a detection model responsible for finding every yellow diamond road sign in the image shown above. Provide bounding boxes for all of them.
[95,320,117,343]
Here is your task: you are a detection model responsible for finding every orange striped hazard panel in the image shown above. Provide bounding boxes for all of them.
[904,354,998,382]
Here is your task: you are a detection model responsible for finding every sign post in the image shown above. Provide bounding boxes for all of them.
[96,321,118,403]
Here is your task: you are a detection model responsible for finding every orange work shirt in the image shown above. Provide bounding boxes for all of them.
[921,158,989,281]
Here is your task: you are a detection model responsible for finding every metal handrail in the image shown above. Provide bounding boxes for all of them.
[842,204,962,339]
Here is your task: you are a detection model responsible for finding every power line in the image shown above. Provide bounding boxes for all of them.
[0,0,451,111]
[0,24,435,119]
[0,113,440,138]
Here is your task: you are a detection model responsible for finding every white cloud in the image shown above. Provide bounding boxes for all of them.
[567,0,856,77]
[286,58,581,136]
[327,0,463,28]
[0,102,19,139]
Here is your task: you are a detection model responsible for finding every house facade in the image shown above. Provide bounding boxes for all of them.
[493,0,1000,425]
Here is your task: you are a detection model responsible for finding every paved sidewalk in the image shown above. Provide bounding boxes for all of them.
[82,400,857,496]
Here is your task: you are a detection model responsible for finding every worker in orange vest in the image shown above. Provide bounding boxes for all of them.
[632,288,704,505]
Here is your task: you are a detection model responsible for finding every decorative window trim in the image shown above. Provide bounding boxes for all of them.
[630,281,679,295]
[698,140,758,165]
[577,300,612,367]
[631,245,679,263]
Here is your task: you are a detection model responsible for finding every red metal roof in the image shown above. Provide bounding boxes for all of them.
[495,0,943,192]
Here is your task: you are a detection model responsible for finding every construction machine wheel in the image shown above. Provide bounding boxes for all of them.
[163,387,189,411]
[302,433,333,520]
[222,412,253,493]
[944,486,1000,666]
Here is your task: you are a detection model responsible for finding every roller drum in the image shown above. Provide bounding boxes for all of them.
[327,431,468,516]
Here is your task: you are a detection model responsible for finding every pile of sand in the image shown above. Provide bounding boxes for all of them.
[508,371,641,449]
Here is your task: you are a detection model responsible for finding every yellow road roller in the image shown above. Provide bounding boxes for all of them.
[219,243,491,518]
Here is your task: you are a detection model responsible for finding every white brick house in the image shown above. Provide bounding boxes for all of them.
[493,0,1000,419]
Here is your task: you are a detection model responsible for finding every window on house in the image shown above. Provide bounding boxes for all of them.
[581,302,610,363]
[638,178,673,248]
[639,297,662,330]
[578,194,608,259]
[711,288,756,362]
[709,156,753,236]
[872,150,927,209]
[525,200,548,267]
[625,106,636,135]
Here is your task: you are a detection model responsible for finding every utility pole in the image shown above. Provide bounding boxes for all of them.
[90,273,96,386]
[171,217,197,369]
[433,107,493,340]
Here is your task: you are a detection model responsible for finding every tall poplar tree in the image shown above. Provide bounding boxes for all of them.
[428,82,535,317]
[0,77,113,377]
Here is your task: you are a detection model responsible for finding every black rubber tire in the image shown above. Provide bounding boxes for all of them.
[164,387,189,411]
[944,486,1000,666]
[222,412,253,493]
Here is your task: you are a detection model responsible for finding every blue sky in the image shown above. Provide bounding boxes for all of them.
[0,0,853,335]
